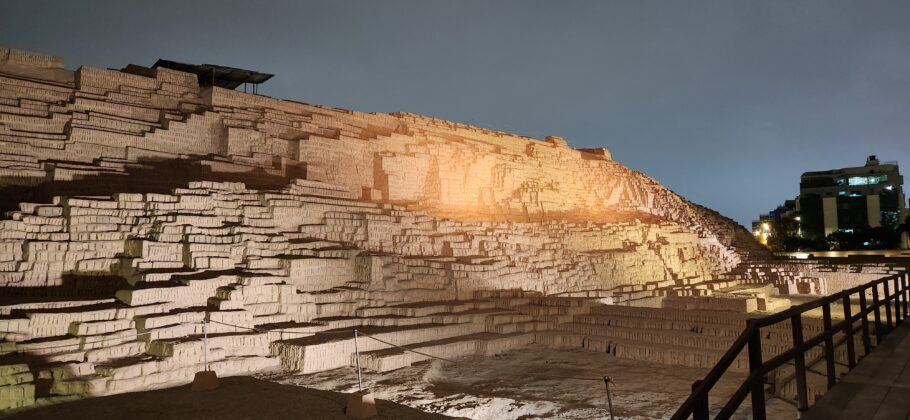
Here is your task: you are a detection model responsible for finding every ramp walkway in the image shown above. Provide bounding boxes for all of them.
[803,321,910,420]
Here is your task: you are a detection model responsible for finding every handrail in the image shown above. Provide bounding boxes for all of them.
[671,271,910,420]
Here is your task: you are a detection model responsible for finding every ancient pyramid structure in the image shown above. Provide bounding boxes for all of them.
[4,46,862,412]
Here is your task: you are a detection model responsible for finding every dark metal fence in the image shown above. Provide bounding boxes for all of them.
[672,272,910,420]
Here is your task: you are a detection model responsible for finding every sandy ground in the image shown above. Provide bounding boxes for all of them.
[4,346,798,420]
[259,345,797,419]
[2,376,455,420]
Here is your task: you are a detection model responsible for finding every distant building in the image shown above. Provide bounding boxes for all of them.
[798,155,907,241]
[751,217,772,246]
[751,199,799,246]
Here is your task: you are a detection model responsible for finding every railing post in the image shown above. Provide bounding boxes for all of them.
[354,329,363,393]
[882,279,894,331]
[873,283,883,345]
[841,295,856,369]
[902,273,909,318]
[892,276,901,324]
[790,314,810,412]
[691,380,709,420]
[822,303,837,389]
[859,291,872,355]
[747,320,766,420]
[203,318,209,371]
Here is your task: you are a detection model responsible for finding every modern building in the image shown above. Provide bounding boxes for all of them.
[798,155,907,241]
[752,199,800,246]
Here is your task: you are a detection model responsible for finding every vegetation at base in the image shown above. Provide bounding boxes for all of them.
[765,216,910,252]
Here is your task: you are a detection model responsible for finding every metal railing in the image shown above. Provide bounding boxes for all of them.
[672,272,909,420]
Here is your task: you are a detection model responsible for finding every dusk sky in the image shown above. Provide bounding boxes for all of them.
[3,0,908,227]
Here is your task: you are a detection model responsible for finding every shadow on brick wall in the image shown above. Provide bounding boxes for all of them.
[0,155,306,215]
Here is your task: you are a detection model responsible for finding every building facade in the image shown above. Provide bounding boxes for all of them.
[798,155,907,241]
[752,199,799,245]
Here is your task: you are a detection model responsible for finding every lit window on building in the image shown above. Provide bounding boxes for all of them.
[846,175,888,186]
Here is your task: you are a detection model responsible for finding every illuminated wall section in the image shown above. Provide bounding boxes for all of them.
[822,196,838,236]
[866,194,881,228]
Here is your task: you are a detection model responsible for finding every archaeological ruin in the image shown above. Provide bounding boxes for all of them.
[0,47,906,418]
